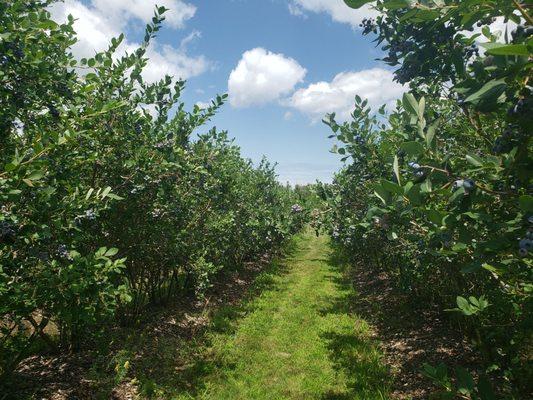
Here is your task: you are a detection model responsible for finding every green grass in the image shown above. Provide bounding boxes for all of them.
[171,231,391,400]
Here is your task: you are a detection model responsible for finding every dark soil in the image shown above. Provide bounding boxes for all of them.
[348,266,479,399]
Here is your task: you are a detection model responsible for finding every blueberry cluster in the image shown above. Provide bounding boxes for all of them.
[151,208,163,218]
[372,216,389,230]
[465,43,479,58]
[353,134,365,146]
[493,125,526,154]
[3,41,25,60]
[397,149,406,163]
[56,244,71,260]
[48,104,60,119]
[85,209,97,220]
[452,179,476,194]
[359,18,377,35]
[408,162,426,180]
[37,251,49,262]
[512,25,533,43]
[388,41,414,55]
[291,204,303,213]
[441,233,452,249]
[74,209,97,225]
[154,138,173,149]
[518,225,533,257]
[0,220,16,243]
[475,17,496,28]
[508,97,531,119]
[394,64,419,84]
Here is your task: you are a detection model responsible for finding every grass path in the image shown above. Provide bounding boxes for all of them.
[176,231,390,400]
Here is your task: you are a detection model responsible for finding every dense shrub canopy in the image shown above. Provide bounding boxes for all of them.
[322,0,532,397]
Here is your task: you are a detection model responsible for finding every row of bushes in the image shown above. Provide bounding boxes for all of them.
[0,0,305,378]
[321,1,531,398]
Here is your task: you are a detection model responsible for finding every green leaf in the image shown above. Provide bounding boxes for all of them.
[382,0,409,9]
[456,296,472,315]
[106,193,124,200]
[402,93,419,116]
[466,154,483,167]
[519,195,533,212]
[4,163,17,172]
[381,179,403,195]
[455,367,475,395]
[405,184,423,205]
[452,242,468,252]
[374,185,391,206]
[477,375,496,400]
[343,0,373,9]
[418,97,425,118]
[101,186,112,199]
[426,209,445,226]
[85,188,94,200]
[26,170,45,181]
[483,43,530,56]
[449,186,465,203]
[400,141,425,156]
[426,122,437,147]
[393,155,401,185]
[420,178,432,193]
[105,248,119,257]
[464,79,506,107]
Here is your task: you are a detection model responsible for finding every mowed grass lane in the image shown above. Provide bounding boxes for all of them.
[177,231,390,400]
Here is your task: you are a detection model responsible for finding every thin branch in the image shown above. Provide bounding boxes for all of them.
[513,0,533,25]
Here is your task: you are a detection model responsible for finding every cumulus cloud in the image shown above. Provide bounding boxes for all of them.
[91,0,196,30]
[49,0,209,83]
[287,68,405,121]
[228,48,307,108]
[288,0,378,28]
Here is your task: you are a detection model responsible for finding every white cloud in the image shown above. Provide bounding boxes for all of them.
[142,44,210,83]
[228,48,307,108]
[288,3,306,17]
[91,0,196,30]
[287,68,405,121]
[49,0,209,82]
[180,30,202,50]
[288,0,378,28]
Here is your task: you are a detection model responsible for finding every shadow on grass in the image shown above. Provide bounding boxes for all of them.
[319,250,391,400]
[322,244,482,399]
[5,238,300,400]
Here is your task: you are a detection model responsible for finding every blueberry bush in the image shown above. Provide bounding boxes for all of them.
[0,0,304,378]
[322,0,532,398]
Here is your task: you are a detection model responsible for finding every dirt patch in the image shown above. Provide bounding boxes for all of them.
[348,266,479,399]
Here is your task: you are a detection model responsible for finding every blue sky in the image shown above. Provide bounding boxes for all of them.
[50,0,405,184]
